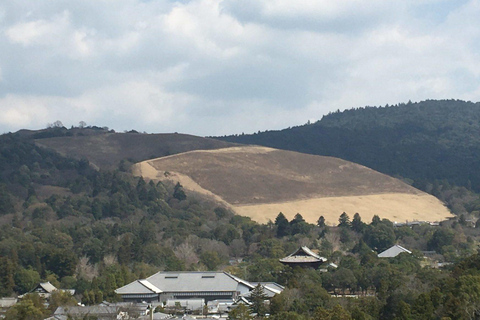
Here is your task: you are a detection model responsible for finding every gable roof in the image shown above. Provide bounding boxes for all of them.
[378,245,412,258]
[279,246,327,263]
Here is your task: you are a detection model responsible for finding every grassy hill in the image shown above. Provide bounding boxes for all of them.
[135,146,452,224]
[35,131,236,170]
[216,100,480,192]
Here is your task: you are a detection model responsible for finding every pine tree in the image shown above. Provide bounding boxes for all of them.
[275,212,290,237]
[338,212,350,228]
[249,284,268,317]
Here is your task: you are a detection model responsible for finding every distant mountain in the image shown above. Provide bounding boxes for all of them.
[135,146,451,224]
[216,100,480,192]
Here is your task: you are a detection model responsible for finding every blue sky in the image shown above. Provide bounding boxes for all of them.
[1,0,479,136]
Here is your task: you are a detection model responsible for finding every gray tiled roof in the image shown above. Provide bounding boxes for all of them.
[116,271,255,296]
[279,246,327,263]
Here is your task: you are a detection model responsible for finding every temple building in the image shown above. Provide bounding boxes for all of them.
[115,271,282,304]
[279,246,327,269]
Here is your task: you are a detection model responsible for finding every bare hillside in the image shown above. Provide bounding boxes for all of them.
[135,146,452,224]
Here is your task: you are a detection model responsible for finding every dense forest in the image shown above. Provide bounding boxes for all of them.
[1,126,480,319]
[217,100,480,194]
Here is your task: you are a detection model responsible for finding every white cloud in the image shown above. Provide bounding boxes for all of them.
[0,0,479,136]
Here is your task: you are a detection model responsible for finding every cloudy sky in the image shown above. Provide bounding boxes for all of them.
[1,0,479,136]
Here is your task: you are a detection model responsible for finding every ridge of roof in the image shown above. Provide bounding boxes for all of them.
[224,272,255,289]
[138,279,162,294]
[394,245,412,254]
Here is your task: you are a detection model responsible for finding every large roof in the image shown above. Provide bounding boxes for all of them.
[279,246,327,264]
[378,245,412,258]
[116,272,255,295]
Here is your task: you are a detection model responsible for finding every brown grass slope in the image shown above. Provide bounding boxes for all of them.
[35,133,237,169]
[137,146,453,224]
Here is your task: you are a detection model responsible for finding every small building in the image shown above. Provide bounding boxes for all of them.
[279,246,327,269]
[378,245,412,258]
[19,282,75,300]
[207,299,234,314]
[164,298,205,314]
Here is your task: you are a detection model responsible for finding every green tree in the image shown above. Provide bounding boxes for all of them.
[290,213,311,235]
[427,228,455,253]
[173,182,187,201]
[317,216,326,228]
[351,213,365,233]
[14,267,40,294]
[0,184,14,215]
[249,284,268,317]
[0,257,15,297]
[365,221,395,252]
[228,304,253,320]
[4,294,46,320]
[48,290,77,313]
[338,212,350,228]
[313,304,352,320]
[275,212,290,237]
[332,268,357,294]
[200,251,223,270]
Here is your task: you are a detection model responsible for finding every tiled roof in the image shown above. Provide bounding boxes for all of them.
[279,246,327,263]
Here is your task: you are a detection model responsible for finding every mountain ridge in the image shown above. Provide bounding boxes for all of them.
[216,99,480,192]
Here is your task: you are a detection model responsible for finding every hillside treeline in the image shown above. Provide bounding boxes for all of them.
[1,132,480,319]
[217,100,480,194]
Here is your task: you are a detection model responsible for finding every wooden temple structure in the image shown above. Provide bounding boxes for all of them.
[279,246,327,269]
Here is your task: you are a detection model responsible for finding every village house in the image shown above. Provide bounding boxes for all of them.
[19,282,75,300]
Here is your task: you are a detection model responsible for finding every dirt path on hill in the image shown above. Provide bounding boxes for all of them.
[133,161,232,206]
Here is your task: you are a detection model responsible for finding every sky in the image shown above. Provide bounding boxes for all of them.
[1,0,479,136]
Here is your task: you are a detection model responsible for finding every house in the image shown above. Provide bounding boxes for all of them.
[19,282,75,300]
[279,246,327,269]
[115,271,256,303]
[378,245,412,258]
[206,299,234,314]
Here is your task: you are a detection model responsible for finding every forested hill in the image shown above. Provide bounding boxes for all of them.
[217,100,480,192]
